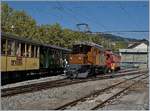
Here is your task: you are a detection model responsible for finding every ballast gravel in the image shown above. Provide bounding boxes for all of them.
[1,74,147,110]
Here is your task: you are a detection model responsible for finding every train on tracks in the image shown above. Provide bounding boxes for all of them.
[1,33,71,85]
[66,42,121,78]
[1,33,121,84]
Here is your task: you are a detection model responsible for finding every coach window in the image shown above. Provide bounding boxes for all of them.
[26,44,31,57]
[37,46,40,58]
[31,45,34,57]
[15,42,21,57]
[33,46,36,58]
[1,39,6,55]
[7,40,15,56]
[52,49,55,58]
[21,43,25,57]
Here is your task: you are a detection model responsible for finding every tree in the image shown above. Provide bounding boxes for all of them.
[1,2,128,50]
[1,2,13,32]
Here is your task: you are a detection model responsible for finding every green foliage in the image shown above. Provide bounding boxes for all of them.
[1,2,129,51]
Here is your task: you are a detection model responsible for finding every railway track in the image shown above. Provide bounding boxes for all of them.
[1,69,148,97]
[54,73,148,110]
[91,76,148,110]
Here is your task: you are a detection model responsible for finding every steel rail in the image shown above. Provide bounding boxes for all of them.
[1,69,148,97]
[54,72,148,110]
[91,75,148,110]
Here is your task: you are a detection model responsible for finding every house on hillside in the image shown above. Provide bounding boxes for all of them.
[119,39,148,68]
[127,39,148,49]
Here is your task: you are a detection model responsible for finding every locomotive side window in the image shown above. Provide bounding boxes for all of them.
[7,40,15,56]
[106,54,110,60]
[1,39,6,55]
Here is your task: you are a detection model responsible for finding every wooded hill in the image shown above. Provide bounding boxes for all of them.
[2,3,139,51]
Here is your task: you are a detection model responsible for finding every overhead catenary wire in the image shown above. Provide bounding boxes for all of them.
[55,1,110,32]
[55,2,148,35]
[103,30,149,33]
[30,2,148,38]
[66,7,108,31]
[118,2,146,37]
[56,1,81,25]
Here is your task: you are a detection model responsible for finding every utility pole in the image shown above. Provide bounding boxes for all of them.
[147,41,149,69]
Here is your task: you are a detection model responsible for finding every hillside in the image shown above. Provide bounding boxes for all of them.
[101,33,139,43]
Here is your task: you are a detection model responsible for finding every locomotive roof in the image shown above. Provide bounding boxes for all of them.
[74,41,104,50]
[105,50,120,56]
[1,32,71,52]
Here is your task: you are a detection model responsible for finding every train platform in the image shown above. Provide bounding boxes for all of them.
[1,68,146,90]
[1,74,66,89]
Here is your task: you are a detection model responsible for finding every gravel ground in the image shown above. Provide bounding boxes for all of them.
[1,74,148,110]
[64,75,148,110]
[99,77,149,110]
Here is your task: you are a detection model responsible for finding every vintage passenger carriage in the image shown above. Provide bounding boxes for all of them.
[1,33,70,85]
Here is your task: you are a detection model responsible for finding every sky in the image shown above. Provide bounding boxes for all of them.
[3,1,149,40]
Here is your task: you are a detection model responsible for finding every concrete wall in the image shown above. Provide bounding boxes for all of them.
[120,53,148,68]
[119,42,148,69]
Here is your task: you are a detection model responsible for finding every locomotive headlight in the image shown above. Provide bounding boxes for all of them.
[78,57,82,60]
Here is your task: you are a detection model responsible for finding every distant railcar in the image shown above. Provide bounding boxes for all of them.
[1,33,71,85]
[66,42,121,78]
[104,50,121,72]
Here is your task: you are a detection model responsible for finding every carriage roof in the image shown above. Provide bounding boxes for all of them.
[1,32,71,52]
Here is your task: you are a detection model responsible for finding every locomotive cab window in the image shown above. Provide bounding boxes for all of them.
[1,39,6,55]
[106,54,110,60]
[72,45,91,54]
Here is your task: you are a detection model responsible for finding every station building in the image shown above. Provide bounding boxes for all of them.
[119,40,148,68]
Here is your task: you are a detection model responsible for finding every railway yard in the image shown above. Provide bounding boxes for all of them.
[1,68,149,110]
[1,1,149,110]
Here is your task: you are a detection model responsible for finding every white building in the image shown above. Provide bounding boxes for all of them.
[119,40,148,68]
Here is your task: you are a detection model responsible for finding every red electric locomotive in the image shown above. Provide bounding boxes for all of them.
[66,42,121,79]
[104,50,121,72]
